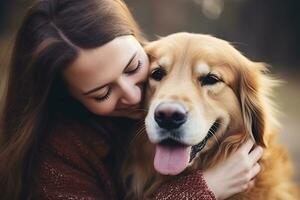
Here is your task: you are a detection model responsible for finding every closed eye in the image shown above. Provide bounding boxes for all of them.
[94,86,112,102]
[125,60,142,75]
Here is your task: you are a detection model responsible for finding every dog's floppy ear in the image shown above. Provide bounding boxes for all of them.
[238,62,267,147]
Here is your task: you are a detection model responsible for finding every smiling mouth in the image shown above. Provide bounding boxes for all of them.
[153,119,221,175]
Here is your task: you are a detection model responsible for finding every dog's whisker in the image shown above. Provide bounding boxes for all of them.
[214,120,223,125]
[135,119,145,127]
[132,128,144,141]
[208,129,220,147]
[207,121,221,146]
[212,132,220,147]
[130,126,146,146]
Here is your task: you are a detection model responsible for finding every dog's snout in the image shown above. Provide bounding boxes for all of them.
[154,102,187,130]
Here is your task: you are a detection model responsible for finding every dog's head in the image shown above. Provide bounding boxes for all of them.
[143,32,275,175]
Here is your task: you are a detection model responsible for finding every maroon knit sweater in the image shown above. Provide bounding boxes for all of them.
[30,117,216,200]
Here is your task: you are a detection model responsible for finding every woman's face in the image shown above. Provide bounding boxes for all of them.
[63,35,149,118]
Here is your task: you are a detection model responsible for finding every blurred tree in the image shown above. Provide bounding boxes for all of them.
[1,0,299,67]
[237,0,300,67]
[126,0,300,68]
[0,0,33,35]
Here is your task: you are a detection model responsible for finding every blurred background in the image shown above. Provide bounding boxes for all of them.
[0,0,299,185]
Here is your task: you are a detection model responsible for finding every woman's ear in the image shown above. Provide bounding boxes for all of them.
[238,62,267,147]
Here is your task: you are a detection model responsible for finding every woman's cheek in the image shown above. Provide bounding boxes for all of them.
[84,99,116,116]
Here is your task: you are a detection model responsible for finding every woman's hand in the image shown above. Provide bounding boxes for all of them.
[203,139,264,200]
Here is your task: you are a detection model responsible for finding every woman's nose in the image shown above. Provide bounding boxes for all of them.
[118,78,141,105]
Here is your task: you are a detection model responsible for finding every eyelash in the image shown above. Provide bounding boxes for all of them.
[94,87,112,102]
[126,60,142,75]
[94,60,143,103]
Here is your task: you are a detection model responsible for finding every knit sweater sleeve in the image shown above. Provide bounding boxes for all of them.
[152,170,217,200]
[31,123,118,200]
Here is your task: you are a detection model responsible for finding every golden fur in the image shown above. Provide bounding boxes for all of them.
[123,33,299,199]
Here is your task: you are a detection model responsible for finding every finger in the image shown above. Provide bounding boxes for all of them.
[239,138,255,153]
[229,178,255,196]
[250,163,261,180]
[245,179,256,192]
[248,179,255,188]
[249,146,264,164]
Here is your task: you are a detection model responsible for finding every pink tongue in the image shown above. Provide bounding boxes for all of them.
[154,144,191,175]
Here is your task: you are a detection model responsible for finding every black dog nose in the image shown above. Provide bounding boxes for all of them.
[154,102,187,130]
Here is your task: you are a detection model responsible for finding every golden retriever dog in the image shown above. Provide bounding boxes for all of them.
[122,32,299,199]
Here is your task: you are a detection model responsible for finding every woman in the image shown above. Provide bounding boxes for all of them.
[0,0,263,199]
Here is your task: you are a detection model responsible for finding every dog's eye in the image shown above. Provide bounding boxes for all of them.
[150,67,166,81]
[201,74,221,86]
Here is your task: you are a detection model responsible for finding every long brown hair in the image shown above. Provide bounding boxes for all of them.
[0,0,143,199]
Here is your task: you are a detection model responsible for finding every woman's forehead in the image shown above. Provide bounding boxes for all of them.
[63,35,141,92]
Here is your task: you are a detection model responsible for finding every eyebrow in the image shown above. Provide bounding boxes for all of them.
[83,51,137,96]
